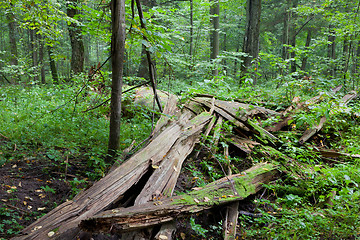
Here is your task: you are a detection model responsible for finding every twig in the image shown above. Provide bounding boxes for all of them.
[135,0,163,113]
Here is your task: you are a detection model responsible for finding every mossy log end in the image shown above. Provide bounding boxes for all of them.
[79,163,279,234]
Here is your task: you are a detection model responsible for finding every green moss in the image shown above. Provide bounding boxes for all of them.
[173,163,277,206]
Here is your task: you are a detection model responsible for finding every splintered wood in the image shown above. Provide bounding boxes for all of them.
[14,88,356,240]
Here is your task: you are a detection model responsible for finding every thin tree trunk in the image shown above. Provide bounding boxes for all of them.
[282,2,290,60]
[189,0,194,57]
[327,24,336,77]
[107,0,126,159]
[30,30,39,82]
[67,0,85,75]
[48,46,59,84]
[137,0,156,79]
[210,0,220,76]
[289,0,298,73]
[39,36,46,84]
[6,9,18,67]
[242,0,261,84]
[300,29,311,71]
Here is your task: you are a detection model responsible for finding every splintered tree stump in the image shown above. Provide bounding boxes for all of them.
[79,163,279,234]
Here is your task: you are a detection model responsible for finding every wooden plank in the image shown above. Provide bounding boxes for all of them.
[79,163,279,234]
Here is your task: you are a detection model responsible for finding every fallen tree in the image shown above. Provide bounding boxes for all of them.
[14,87,356,240]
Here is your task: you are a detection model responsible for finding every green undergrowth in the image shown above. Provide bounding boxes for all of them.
[176,77,360,239]
[0,83,153,179]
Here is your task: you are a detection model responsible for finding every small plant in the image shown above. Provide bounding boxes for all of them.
[190,217,208,238]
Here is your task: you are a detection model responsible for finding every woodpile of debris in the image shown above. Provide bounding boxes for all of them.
[14,86,358,240]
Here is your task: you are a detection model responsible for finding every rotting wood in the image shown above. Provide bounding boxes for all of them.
[79,163,279,234]
[319,149,360,159]
[299,91,358,144]
[14,111,205,240]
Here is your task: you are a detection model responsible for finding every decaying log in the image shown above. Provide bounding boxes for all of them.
[15,110,211,240]
[319,149,360,159]
[299,91,358,144]
[79,163,279,234]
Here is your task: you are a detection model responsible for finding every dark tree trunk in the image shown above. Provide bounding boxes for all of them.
[66,0,85,75]
[210,0,220,76]
[30,30,39,82]
[289,0,298,73]
[242,0,261,84]
[327,24,336,77]
[137,0,156,79]
[189,0,194,57]
[39,36,46,84]
[282,2,290,60]
[48,46,59,84]
[342,38,350,85]
[107,0,126,159]
[137,45,149,79]
[300,29,311,71]
[6,10,18,67]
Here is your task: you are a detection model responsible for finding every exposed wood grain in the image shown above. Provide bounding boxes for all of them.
[79,163,279,234]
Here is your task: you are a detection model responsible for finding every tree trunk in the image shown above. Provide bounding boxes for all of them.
[282,2,290,61]
[189,0,194,57]
[289,0,298,73]
[79,163,279,234]
[107,0,126,159]
[327,24,336,77]
[30,30,39,82]
[342,38,349,83]
[67,0,85,76]
[210,0,220,76]
[6,8,18,67]
[48,46,59,84]
[137,0,156,79]
[242,0,261,84]
[300,29,311,71]
[39,36,46,84]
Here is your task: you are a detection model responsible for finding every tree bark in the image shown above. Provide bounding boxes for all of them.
[107,0,126,159]
[7,12,18,66]
[39,36,46,84]
[282,2,290,61]
[242,0,261,84]
[79,163,279,234]
[327,24,336,77]
[48,46,59,84]
[289,0,298,73]
[30,30,39,82]
[66,0,85,76]
[300,29,311,71]
[189,0,194,57]
[210,0,220,76]
[137,0,156,79]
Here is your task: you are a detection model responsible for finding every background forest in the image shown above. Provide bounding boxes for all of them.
[1,0,360,239]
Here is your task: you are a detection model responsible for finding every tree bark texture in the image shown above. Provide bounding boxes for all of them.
[242,0,261,83]
[6,9,18,67]
[47,46,59,84]
[289,0,298,73]
[327,24,336,77]
[210,0,220,76]
[300,29,311,71]
[107,0,126,158]
[67,0,85,75]
[79,163,279,234]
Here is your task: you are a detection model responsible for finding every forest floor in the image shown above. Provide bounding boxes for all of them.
[1,83,360,239]
[0,139,89,239]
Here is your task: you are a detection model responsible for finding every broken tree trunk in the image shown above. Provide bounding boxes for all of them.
[79,163,279,234]
[299,90,358,144]
[14,110,211,240]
